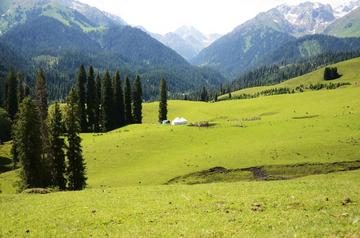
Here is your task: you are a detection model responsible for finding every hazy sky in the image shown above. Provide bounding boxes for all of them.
[79,0,349,35]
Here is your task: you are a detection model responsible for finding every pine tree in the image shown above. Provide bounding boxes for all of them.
[132,75,142,124]
[13,97,43,189]
[35,69,51,185]
[5,70,18,119]
[94,73,102,132]
[35,69,49,132]
[86,66,96,132]
[200,87,208,102]
[124,76,132,124]
[48,102,66,190]
[66,89,87,190]
[77,65,87,132]
[112,71,125,128]
[17,73,25,103]
[101,71,113,131]
[158,79,167,123]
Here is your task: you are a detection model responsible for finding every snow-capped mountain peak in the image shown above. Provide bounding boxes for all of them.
[334,0,360,18]
[275,2,335,35]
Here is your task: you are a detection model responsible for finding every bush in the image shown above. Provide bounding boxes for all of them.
[324,67,341,80]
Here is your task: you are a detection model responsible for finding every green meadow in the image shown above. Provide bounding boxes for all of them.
[0,58,360,237]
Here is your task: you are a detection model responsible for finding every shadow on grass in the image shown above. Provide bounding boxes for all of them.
[0,156,13,173]
[167,160,360,185]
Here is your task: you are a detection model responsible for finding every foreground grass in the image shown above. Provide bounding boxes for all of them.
[0,171,359,237]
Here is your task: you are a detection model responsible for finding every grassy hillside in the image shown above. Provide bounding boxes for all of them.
[2,83,360,193]
[0,57,360,236]
[222,57,360,99]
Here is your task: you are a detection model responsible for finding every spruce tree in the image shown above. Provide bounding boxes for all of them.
[112,71,125,128]
[200,87,208,102]
[86,66,96,132]
[17,73,25,103]
[66,89,87,190]
[48,102,66,190]
[124,76,132,124]
[101,71,113,131]
[35,69,51,185]
[132,75,143,124]
[94,73,102,132]
[13,97,43,189]
[77,65,87,132]
[35,69,48,131]
[158,79,167,123]
[5,70,18,119]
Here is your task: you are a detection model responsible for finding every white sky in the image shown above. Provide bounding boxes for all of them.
[78,0,349,35]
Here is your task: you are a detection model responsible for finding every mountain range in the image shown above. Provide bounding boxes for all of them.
[0,0,224,100]
[138,26,221,61]
[192,1,360,78]
[1,0,360,100]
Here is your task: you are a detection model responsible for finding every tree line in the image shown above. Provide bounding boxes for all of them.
[0,64,169,191]
[2,69,87,191]
[74,65,143,133]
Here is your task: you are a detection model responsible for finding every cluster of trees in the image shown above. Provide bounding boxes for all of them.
[0,70,31,142]
[220,82,351,101]
[324,67,341,80]
[74,65,143,132]
[3,69,87,191]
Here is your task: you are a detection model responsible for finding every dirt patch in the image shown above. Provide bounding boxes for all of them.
[259,112,279,117]
[292,115,319,119]
[188,121,216,128]
[166,160,360,185]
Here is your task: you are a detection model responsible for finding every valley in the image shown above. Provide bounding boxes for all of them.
[1,0,360,237]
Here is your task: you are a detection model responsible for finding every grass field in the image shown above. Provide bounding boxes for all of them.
[0,58,360,237]
[220,57,360,99]
[0,171,359,237]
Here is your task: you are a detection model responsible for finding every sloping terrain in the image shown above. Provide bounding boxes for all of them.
[223,57,360,98]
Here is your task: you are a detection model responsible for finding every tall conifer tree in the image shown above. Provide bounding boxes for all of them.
[35,69,51,185]
[17,73,25,103]
[5,70,18,119]
[124,76,132,124]
[112,71,125,128]
[132,75,142,124]
[101,71,113,131]
[94,73,102,132]
[86,66,96,132]
[48,102,66,190]
[77,65,87,132]
[13,97,43,189]
[159,79,167,123]
[66,89,87,190]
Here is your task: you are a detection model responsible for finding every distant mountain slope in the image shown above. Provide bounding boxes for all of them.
[151,26,221,61]
[0,0,226,100]
[259,34,360,65]
[193,1,360,79]
[192,25,295,78]
[324,7,360,37]
[0,0,126,34]
[252,2,336,37]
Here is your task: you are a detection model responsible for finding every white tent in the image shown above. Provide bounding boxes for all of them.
[171,117,188,125]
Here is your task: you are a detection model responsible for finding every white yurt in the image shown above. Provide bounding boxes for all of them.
[171,117,188,125]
